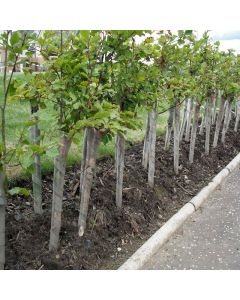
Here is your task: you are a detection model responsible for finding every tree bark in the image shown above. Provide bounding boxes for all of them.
[199,102,206,136]
[180,99,187,142]
[173,105,180,174]
[80,129,88,193]
[78,128,100,237]
[142,112,150,169]
[213,96,225,148]
[211,92,217,125]
[226,102,232,132]
[185,98,192,142]
[199,115,205,136]
[148,111,158,187]
[115,133,125,209]
[0,171,6,270]
[49,134,71,251]
[205,100,212,155]
[164,107,174,150]
[234,99,240,132]
[30,111,42,215]
[221,100,230,144]
[189,103,200,164]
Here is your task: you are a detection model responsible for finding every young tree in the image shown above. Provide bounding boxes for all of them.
[213,50,240,147]
[0,30,34,269]
[144,30,193,175]
[188,32,219,161]
[109,30,148,207]
[73,30,144,234]
[164,31,193,173]
[200,40,219,155]
[37,30,78,250]
[141,31,171,185]
[221,52,240,144]
[13,70,49,214]
[38,31,136,244]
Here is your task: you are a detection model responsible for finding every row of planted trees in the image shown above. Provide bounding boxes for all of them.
[1,30,240,269]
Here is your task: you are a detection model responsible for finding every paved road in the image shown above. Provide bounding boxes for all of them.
[142,166,240,270]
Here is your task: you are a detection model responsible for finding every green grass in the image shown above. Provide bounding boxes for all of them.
[0,73,168,179]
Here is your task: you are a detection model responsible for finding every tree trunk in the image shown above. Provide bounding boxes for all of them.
[205,100,212,155]
[221,100,230,144]
[184,98,192,142]
[115,133,125,209]
[49,134,71,251]
[212,90,220,124]
[142,112,150,169]
[164,107,174,150]
[148,111,158,187]
[189,103,200,164]
[78,128,100,237]
[0,171,6,270]
[179,99,187,142]
[31,116,42,215]
[173,105,180,174]
[234,99,240,132]
[199,101,209,136]
[213,96,225,148]
[211,92,217,125]
[226,102,232,132]
[80,129,87,199]
[199,114,205,136]
[222,100,228,121]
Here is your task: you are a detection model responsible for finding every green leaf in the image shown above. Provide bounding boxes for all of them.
[144,37,154,44]
[19,154,33,170]
[10,31,21,46]
[9,81,17,96]
[39,102,47,109]
[80,31,90,43]
[69,92,77,101]
[29,145,46,154]
[46,147,59,158]
[94,111,111,120]
[8,187,31,197]
[73,102,81,109]
[24,120,38,127]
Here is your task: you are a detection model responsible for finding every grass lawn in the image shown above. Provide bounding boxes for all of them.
[0,73,168,179]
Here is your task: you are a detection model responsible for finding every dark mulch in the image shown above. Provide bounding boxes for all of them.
[5,122,240,269]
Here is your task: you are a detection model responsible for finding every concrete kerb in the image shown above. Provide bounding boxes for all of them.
[118,152,240,270]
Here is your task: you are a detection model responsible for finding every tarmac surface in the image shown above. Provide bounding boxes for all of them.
[142,166,240,270]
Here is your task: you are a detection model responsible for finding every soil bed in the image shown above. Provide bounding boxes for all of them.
[5,122,240,269]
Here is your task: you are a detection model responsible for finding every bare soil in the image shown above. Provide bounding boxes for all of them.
[5,122,240,269]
